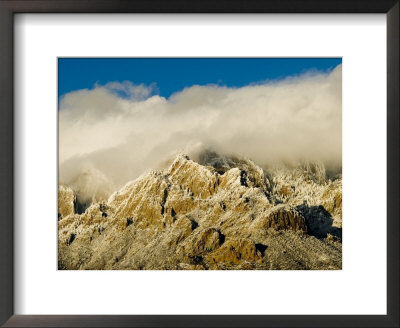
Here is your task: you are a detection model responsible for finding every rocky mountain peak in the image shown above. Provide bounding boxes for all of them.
[58,152,342,270]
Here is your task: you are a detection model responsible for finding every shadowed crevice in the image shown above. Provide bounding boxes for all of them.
[296,204,342,240]
[255,243,268,256]
[73,197,90,214]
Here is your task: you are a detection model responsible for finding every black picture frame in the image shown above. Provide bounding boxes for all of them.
[0,1,398,327]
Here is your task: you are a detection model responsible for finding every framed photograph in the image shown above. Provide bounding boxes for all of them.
[0,1,398,327]
[57,56,343,272]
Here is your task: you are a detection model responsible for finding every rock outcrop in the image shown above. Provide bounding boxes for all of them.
[58,185,75,219]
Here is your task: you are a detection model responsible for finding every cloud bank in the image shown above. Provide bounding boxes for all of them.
[59,64,342,201]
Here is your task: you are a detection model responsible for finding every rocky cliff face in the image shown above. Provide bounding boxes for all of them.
[58,151,342,270]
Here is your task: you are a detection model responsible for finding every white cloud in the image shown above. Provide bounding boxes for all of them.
[59,64,342,201]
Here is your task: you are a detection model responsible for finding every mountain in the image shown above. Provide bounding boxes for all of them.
[58,151,342,270]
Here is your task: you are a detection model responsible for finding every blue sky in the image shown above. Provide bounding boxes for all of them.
[58,58,341,100]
